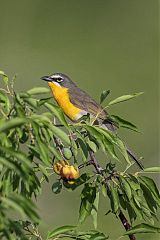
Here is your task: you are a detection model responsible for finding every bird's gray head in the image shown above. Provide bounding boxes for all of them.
[41,73,77,88]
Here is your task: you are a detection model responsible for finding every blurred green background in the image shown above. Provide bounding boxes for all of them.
[0,0,159,239]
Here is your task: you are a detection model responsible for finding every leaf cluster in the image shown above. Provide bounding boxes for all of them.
[0,71,159,239]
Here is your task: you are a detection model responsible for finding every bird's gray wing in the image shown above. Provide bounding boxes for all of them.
[68,87,107,120]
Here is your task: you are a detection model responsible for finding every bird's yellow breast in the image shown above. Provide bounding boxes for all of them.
[48,82,82,121]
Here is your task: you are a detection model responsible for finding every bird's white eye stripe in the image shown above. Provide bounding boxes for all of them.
[50,74,63,83]
[50,74,62,79]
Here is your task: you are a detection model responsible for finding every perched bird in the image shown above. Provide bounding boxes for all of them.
[41,73,143,170]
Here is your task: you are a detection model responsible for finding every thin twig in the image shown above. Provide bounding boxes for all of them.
[89,151,103,174]
[78,160,92,169]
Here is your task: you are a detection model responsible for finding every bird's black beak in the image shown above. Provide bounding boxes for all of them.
[41,76,52,82]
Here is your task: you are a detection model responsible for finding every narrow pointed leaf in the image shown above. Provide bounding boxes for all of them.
[48,124,70,145]
[143,167,160,173]
[139,176,160,202]
[44,102,69,128]
[109,184,120,213]
[119,176,132,200]
[108,92,143,106]
[115,138,131,165]
[100,90,110,104]
[111,115,139,132]
[91,192,99,229]
[47,225,77,239]
[0,118,28,132]
[27,87,50,95]
[124,223,160,235]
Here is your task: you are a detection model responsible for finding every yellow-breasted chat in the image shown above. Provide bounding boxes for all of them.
[41,73,113,128]
[41,72,143,170]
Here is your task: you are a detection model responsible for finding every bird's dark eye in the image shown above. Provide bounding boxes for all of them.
[56,77,63,83]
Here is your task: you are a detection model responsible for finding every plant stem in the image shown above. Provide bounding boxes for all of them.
[89,151,103,174]
[89,150,136,240]
[118,211,136,240]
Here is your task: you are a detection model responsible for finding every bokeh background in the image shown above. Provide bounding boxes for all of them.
[0,0,159,239]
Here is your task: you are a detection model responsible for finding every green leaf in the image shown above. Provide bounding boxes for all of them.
[115,137,131,165]
[89,232,109,240]
[30,113,51,124]
[103,138,118,160]
[0,156,27,179]
[87,139,97,152]
[91,192,99,229]
[0,90,11,113]
[52,181,62,194]
[128,175,140,191]
[48,124,70,145]
[84,125,102,139]
[79,184,96,224]
[130,199,143,220]
[47,225,77,239]
[38,97,52,106]
[101,184,107,198]
[0,118,28,132]
[73,230,109,240]
[23,97,38,109]
[36,137,50,165]
[1,196,26,218]
[63,147,72,160]
[109,183,120,214]
[100,90,110,104]
[0,70,5,75]
[44,102,69,128]
[140,183,158,214]
[143,167,160,173]
[119,176,132,200]
[1,194,39,223]
[32,122,51,164]
[133,190,142,208]
[27,87,50,95]
[92,126,116,144]
[11,194,39,222]
[108,92,143,106]
[124,223,160,235]
[39,164,49,181]
[0,71,9,84]
[139,176,160,205]
[125,201,136,223]
[40,127,51,143]
[76,137,88,162]
[111,115,139,132]
[0,146,32,171]
[85,125,129,162]
[48,145,62,160]
[133,189,154,223]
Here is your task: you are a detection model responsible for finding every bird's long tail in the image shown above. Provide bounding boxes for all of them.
[126,147,144,170]
[102,119,144,170]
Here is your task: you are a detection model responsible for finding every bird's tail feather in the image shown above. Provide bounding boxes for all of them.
[126,147,144,170]
[102,119,116,131]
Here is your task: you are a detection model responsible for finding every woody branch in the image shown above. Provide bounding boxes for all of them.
[89,150,136,240]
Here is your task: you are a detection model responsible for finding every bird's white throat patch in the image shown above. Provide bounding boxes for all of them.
[52,82,62,87]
